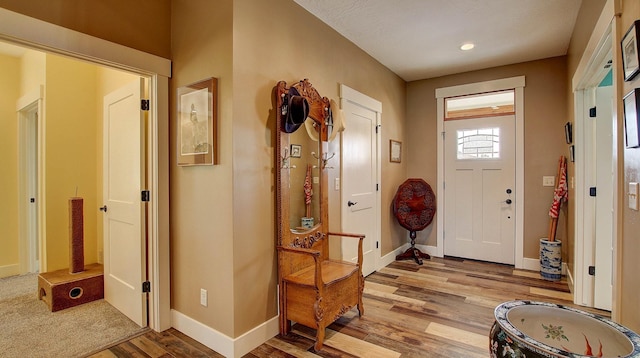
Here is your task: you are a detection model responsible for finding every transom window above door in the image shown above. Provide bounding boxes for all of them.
[445,90,514,120]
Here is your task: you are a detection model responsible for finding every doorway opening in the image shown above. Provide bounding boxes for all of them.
[0,8,171,331]
[436,77,525,267]
[571,12,616,312]
[18,95,41,274]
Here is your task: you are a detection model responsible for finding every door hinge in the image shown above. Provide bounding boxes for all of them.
[141,99,150,111]
[142,281,151,292]
[376,183,379,191]
[141,190,150,202]
[376,241,379,249]
[589,107,596,118]
[588,266,595,276]
[589,187,597,197]
[375,125,381,134]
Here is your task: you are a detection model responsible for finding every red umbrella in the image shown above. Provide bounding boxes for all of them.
[548,156,568,242]
[304,164,312,218]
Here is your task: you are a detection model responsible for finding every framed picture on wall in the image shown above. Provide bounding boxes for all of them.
[390,140,402,163]
[177,77,218,166]
[624,88,640,148]
[290,144,302,158]
[622,20,640,81]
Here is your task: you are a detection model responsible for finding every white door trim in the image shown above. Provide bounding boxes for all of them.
[339,84,382,272]
[571,0,616,314]
[436,76,525,268]
[0,8,171,331]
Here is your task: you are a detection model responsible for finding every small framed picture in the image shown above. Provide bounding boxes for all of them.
[564,122,572,144]
[290,144,302,158]
[390,140,401,163]
[177,77,218,166]
[624,88,640,148]
[622,20,640,81]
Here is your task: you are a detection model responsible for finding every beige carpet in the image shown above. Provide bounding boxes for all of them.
[0,273,147,358]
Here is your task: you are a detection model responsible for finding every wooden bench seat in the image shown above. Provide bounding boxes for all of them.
[283,260,358,286]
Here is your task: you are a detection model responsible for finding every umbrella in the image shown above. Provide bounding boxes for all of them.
[304,164,313,218]
[548,156,568,242]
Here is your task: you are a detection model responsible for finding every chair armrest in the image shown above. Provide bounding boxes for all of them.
[328,232,365,239]
[326,232,365,270]
[277,245,323,288]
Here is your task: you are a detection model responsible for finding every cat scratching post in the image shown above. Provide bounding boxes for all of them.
[69,197,84,273]
[38,197,104,312]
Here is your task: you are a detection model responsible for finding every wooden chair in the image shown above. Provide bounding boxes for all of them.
[275,79,364,351]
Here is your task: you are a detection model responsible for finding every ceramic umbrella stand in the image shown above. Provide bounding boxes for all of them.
[540,238,562,281]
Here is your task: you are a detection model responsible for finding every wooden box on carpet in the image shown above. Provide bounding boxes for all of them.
[37,263,104,312]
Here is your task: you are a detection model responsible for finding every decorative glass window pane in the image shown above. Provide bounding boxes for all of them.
[457,127,500,159]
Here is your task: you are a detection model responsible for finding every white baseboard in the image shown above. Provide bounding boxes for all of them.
[378,243,440,270]
[0,264,19,278]
[171,310,278,358]
[522,257,567,275]
[378,243,408,268]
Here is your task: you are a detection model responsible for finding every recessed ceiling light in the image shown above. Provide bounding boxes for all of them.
[460,43,475,51]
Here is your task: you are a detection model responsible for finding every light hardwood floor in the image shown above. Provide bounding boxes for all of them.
[88,257,608,357]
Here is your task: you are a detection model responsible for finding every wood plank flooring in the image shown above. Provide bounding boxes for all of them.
[88,257,609,358]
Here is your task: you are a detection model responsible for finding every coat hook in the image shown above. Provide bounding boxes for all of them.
[281,148,296,169]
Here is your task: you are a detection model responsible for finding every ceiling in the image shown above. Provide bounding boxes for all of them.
[293,0,583,81]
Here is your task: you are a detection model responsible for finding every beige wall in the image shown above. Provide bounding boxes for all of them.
[0,54,20,274]
[406,57,568,260]
[0,0,171,59]
[170,0,235,337]
[618,0,640,333]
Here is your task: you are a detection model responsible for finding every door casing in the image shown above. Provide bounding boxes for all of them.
[436,76,526,268]
[571,0,617,313]
[0,8,171,331]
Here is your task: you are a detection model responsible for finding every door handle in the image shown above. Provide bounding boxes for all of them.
[99,205,108,212]
[347,201,358,207]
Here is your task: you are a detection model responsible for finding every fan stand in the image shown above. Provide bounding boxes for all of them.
[396,230,430,265]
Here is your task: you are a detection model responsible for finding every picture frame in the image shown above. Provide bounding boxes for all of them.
[177,77,218,166]
[564,122,572,144]
[290,144,302,158]
[623,88,640,148]
[390,140,402,163]
[621,20,640,82]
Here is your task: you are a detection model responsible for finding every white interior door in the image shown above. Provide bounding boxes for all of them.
[444,115,516,264]
[103,79,147,327]
[341,99,378,276]
[18,101,40,274]
[593,85,613,311]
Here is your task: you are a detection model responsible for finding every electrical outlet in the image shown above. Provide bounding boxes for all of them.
[200,288,208,307]
[543,176,555,187]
